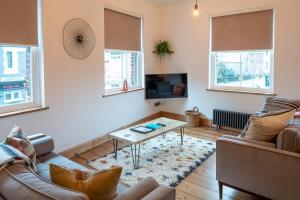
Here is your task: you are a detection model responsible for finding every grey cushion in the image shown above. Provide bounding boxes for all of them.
[293,117,300,125]
[261,96,300,113]
[36,152,87,182]
[0,164,88,200]
[29,134,55,157]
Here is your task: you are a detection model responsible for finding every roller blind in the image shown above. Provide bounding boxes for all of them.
[105,8,142,51]
[0,0,38,46]
[211,9,274,51]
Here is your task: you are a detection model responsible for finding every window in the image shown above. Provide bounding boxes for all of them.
[209,9,274,93]
[210,51,273,92]
[105,50,142,91]
[5,93,12,101]
[4,91,23,103]
[104,8,143,94]
[0,0,44,115]
[0,46,43,113]
[6,51,13,69]
[3,47,21,75]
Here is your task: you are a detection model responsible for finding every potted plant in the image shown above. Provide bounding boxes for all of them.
[153,40,174,59]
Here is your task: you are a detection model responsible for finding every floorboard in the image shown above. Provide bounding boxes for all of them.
[70,126,266,200]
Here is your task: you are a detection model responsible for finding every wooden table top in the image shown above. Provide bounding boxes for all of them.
[110,117,187,144]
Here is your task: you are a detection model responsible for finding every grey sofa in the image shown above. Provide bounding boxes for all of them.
[217,124,300,200]
[0,134,175,200]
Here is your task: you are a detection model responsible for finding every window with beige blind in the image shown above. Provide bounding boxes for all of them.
[209,9,275,93]
[104,8,143,94]
[0,0,44,114]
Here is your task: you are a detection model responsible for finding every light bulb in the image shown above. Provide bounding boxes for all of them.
[193,9,199,16]
[193,3,199,16]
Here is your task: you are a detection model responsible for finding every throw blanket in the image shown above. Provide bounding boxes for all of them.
[0,143,37,172]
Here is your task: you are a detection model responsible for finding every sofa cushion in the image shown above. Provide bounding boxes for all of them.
[4,126,36,164]
[29,134,55,157]
[50,164,122,200]
[243,109,295,142]
[277,127,300,153]
[36,152,129,194]
[36,152,87,182]
[113,177,159,200]
[0,164,88,200]
[261,96,300,112]
[141,185,175,200]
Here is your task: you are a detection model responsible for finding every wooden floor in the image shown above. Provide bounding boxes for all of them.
[70,126,266,200]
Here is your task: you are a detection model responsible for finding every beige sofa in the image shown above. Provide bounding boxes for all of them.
[0,134,175,200]
[217,126,300,200]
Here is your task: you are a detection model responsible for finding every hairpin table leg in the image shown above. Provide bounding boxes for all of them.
[130,143,141,169]
[113,138,118,160]
[180,127,185,145]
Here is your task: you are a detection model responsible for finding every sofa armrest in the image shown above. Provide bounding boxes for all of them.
[113,177,159,200]
[141,185,175,200]
[217,137,300,200]
[277,127,300,153]
[222,135,275,148]
[28,134,54,157]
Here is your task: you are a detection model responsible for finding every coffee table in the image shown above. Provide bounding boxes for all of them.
[110,117,187,169]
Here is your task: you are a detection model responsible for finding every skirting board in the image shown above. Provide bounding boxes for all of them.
[60,111,211,158]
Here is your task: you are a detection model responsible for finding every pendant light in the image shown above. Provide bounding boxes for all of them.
[193,0,199,16]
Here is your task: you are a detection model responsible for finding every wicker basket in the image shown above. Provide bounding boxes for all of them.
[185,107,200,127]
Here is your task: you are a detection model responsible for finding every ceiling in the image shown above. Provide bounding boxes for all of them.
[148,0,184,4]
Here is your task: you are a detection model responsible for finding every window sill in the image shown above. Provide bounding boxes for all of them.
[103,88,144,98]
[0,106,49,119]
[206,88,276,96]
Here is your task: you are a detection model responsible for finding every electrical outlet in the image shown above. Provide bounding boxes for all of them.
[154,101,161,107]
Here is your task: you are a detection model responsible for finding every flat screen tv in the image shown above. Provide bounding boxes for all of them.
[145,73,188,99]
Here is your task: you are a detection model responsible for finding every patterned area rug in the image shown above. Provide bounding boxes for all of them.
[88,132,216,187]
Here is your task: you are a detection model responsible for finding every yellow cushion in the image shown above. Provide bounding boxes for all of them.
[244,109,295,142]
[50,164,122,200]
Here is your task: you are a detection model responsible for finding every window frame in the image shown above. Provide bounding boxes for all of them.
[103,5,144,95]
[209,50,274,94]
[104,49,144,95]
[0,46,44,115]
[209,7,275,94]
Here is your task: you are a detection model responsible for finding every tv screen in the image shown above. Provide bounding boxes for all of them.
[145,73,188,99]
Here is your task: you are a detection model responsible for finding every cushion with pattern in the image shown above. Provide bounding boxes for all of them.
[4,126,36,164]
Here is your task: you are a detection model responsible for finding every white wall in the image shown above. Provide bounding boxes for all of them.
[159,0,300,119]
[0,0,162,152]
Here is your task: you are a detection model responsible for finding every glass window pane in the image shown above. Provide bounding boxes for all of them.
[214,51,272,90]
[215,52,241,87]
[5,93,11,100]
[0,46,32,106]
[105,51,123,90]
[105,50,140,91]
[124,52,138,87]
[14,92,20,99]
[240,51,271,89]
